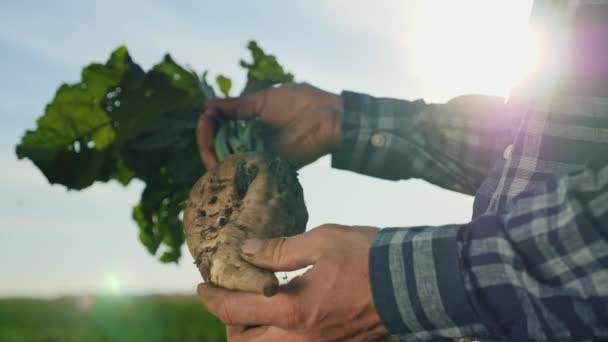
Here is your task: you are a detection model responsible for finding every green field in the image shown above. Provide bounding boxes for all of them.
[0,295,226,342]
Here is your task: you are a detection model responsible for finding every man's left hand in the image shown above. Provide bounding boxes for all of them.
[196,224,392,342]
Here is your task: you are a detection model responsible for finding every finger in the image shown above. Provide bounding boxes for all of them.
[239,232,323,272]
[274,124,321,169]
[228,325,303,342]
[196,111,219,170]
[206,94,263,120]
[226,325,270,342]
[247,327,305,342]
[197,282,301,328]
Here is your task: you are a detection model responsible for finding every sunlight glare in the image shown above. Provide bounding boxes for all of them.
[406,1,536,101]
[103,273,123,295]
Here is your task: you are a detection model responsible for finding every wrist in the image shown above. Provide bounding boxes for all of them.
[327,93,343,150]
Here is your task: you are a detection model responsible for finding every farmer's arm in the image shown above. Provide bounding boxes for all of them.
[333,91,515,195]
[370,163,608,341]
[199,84,513,195]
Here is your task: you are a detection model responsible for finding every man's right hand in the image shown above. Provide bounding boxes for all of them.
[197,83,343,170]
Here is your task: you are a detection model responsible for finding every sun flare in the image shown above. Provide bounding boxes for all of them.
[406,1,537,101]
[103,273,122,295]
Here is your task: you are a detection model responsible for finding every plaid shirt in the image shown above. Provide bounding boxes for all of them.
[332,1,608,341]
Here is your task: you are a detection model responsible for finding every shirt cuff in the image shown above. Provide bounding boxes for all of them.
[369,225,490,341]
[331,90,423,180]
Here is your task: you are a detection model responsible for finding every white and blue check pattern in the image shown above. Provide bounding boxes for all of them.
[332,1,608,341]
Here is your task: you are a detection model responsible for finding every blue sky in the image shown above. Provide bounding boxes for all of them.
[0,0,532,297]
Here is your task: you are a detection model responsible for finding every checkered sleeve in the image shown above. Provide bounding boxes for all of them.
[369,164,608,341]
[332,91,516,195]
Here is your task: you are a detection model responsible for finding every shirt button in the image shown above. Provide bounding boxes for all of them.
[371,133,386,148]
[503,144,513,160]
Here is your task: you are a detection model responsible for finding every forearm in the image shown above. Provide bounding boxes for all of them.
[369,225,492,341]
[370,165,608,341]
[332,91,515,195]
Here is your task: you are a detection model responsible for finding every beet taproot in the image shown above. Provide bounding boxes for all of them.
[183,152,307,296]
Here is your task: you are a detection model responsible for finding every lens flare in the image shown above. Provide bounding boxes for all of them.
[103,274,122,295]
[406,1,536,100]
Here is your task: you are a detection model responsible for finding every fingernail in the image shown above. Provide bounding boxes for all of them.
[240,239,262,256]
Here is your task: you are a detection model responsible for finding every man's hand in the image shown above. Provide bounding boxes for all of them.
[197,83,343,170]
[196,224,392,342]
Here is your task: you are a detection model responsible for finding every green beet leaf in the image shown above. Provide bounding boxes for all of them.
[16,40,294,263]
[215,75,232,97]
[15,46,141,189]
[240,41,294,95]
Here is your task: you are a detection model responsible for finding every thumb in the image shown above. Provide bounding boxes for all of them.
[206,94,263,120]
[240,234,321,272]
